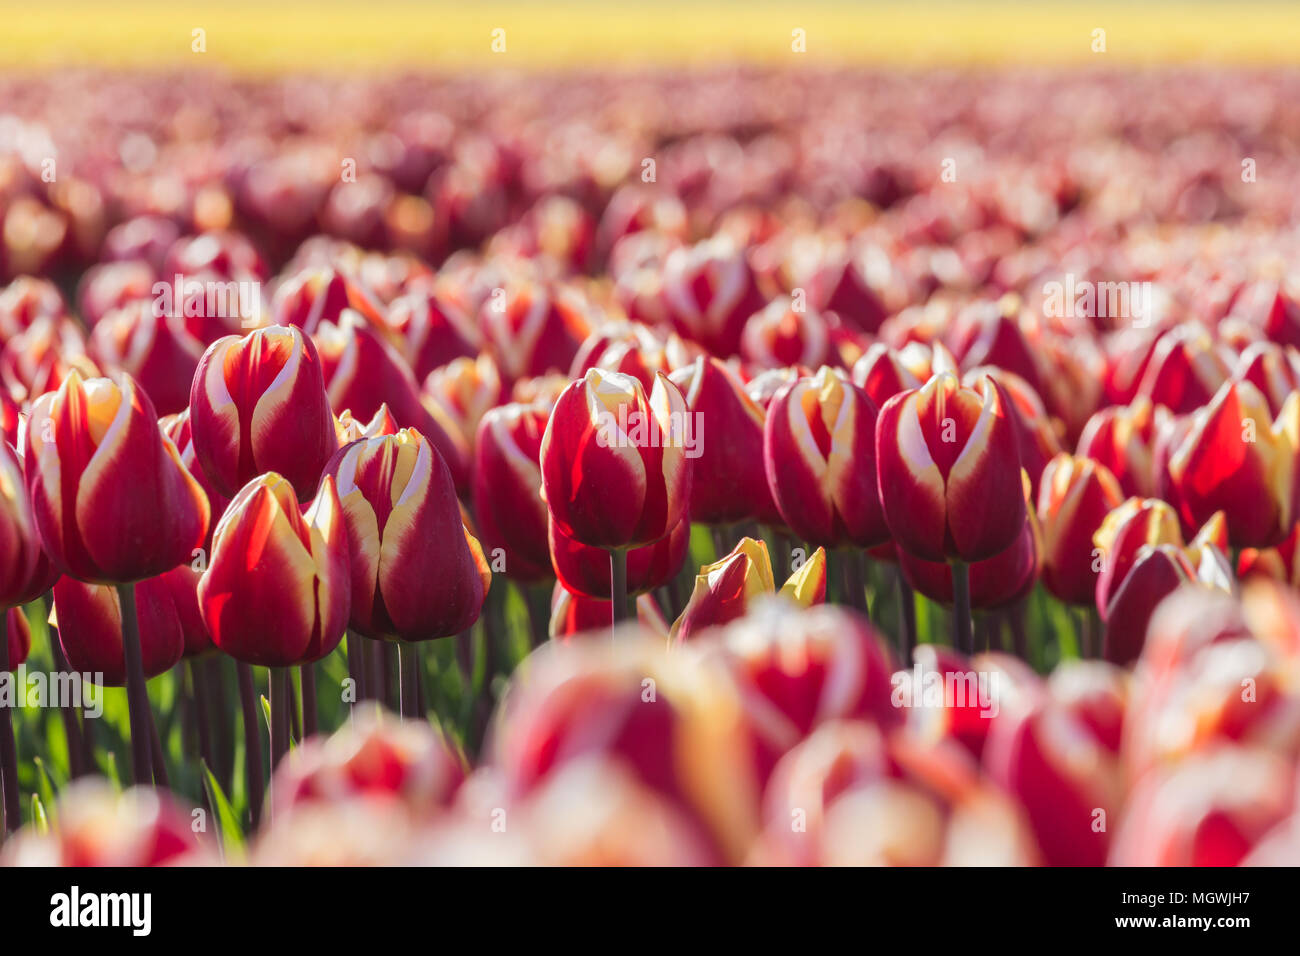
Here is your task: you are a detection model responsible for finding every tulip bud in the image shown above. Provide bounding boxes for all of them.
[270,713,465,819]
[1167,380,1298,548]
[421,353,502,456]
[270,265,384,336]
[764,367,888,548]
[198,473,349,667]
[898,503,1040,610]
[3,608,30,670]
[323,430,489,641]
[875,372,1025,562]
[189,324,336,502]
[549,585,669,642]
[333,404,400,445]
[549,516,689,599]
[51,575,186,684]
[313,311,470,492]
[668,357,772,525]
[740,296,833,370]
[1234,340,1300,416]
[0,441,56,608]
[473,403,552,583]
[1036,454,1125,604]
[0,316,99,404]
[662,236,767,358]
[88,300,207,415]
[570,321,670,393]
[478,278,590,385]
[27,371,208,583]
[670,538,826,643]
[851,342,924,409]
[1135,323,1230,414]
[964,367,1062,498]
[712,600,900,781]
[0,779,211,866]
[540,368,692,550]
[386,279,481,380]
[1075,396,1164,498]
[1111,747,1295,866]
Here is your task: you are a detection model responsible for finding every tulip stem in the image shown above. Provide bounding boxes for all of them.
[896,571,916,666]
[951,562,973,656]
[145,704,169,788]
[48,622,88,779]
[399,644,421,720]
[190,661,215,776]
[609,548,632,628]
[300,663,318,738]
[0,611,20,834]
[115,583,155,787]
[236,662,264,828]
[271,667,291,771]
[346,632,366,706]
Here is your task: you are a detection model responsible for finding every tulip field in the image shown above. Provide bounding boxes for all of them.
[0,8,1298,883]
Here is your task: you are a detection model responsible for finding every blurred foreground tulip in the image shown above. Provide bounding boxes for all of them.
[0,779,212,866]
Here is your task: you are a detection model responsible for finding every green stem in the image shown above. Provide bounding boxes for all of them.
[609,548,632,628]
[399,644,421,720]
[115,583,154,787]
[951,561,973,656]
[0,611,20,834]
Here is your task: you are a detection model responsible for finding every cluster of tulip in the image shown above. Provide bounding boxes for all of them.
[2,66,1300,865]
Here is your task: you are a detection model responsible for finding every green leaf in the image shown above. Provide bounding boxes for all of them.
[31,756,57,815]
[30,794,49,835]
[200,760,245,862]
[260,694,272,735]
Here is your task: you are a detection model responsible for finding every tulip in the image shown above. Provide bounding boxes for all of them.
[740,296,833,369]
[1166,380,1298,548]
[88,300,208,416]
[323,429,489,648]
[549,514,689,602]
[0,277,66,340]
[549,585,669,642]
[851,342,924,409]
[710,599,900,783]
[473,403,552,584]
[569,321,670,393]
[1233,340,1300,416]
[386,278,481,380]
[983,697,1123,866]
[198,472,349,766]
[1036,454,1125,605]
[1075,396,1164,498]
[189,324,336,501]
[875,372,1025,653]
[0,779,212,866]
[421,353,502,458]
[491,633,760,862]
[670,537,826,643]
[313,311,470,492]
[477,278,591,385]
[75,260,156,327]
[0,316,99,404]
[270,265,384,335]
[50,575,186,685]
[26,370,208,785]
[540,369,693,622]
[1134,322,1230,415]
[661,236,767,357]
[1111,747,1295,866]
[897,500,1040,613]
[964,367,1061,498]
[158,409,230,553]
[875,372,1025,563]
[668,357,773,526]
[764,366,889,548]
[269,713,465,820]
[334,404,400,445]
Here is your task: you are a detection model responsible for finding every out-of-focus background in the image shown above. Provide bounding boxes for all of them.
[0,1,1297,70]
